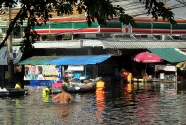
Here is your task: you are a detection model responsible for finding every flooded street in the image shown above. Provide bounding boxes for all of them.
[1,81,186,125]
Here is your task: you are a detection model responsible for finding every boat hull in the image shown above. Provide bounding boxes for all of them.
[0,88,28,97]
[51,84,96,94]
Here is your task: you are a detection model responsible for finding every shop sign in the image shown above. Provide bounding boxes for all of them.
[155,65,176,72]
[67,65,84,71]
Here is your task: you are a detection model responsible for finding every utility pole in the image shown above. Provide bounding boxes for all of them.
[7,7,14,88]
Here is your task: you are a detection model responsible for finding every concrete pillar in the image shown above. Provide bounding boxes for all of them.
[162,35,166,40]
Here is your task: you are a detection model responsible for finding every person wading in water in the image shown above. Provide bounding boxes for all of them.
[53,85,74,104]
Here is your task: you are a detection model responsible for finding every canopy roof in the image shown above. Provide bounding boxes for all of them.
[46,54,113,65]
[17,54,113,65]
[148,48,186,63]
[17,56,61,65]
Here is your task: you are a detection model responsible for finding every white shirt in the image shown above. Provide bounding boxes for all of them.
[37,74,45,80]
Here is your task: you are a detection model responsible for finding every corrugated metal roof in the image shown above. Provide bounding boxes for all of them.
[102,41,186,49]
[33,40,103,48]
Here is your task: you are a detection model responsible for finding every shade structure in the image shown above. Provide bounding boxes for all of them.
[176,61,186,70]
[134,51,162,63]
[133,51,162,76]
[45,54,113,65]
[17,56,61,65]
[148,48,186,63]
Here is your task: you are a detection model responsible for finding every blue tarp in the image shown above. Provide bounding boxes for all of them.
[45,54,113,65]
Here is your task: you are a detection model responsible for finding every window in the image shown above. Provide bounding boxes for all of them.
[1,28,6,33]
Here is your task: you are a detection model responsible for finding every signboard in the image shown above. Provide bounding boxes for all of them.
[24,65,62,86]
[24,65,62,80]
[67,65,84,71]
[155,65,176,72]
[160,73,165,79]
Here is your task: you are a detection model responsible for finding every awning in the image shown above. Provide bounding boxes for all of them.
[46,54,113,65]
[102,41,186,49]
[33,40,103,48]
[0,46,22,65]
[148,48,186,63]
[17,54,113,65]
[17,56,61,65]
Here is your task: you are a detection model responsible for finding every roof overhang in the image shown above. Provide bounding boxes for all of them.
[102,41,186,49]
[148,48,186,63]
[33,39,103,48]
[33,39,186,49]
[17,56,61,65]
[17,54,113,65]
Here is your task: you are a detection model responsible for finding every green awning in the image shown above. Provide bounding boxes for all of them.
[148,48,186,63]
[17,56,61,65]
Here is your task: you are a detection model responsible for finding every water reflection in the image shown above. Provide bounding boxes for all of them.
[96,91,105,123]
[1,82,186,124]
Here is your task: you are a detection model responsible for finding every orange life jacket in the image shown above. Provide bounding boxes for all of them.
[96,80,105,91]
[123,71,129,80]
[127,72,133,82]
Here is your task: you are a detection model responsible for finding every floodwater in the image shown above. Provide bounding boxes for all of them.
[1,81,186,125]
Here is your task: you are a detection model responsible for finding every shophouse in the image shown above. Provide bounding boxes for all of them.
[1,0,186,85]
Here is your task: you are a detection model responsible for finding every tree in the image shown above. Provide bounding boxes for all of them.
[0,0,175,55]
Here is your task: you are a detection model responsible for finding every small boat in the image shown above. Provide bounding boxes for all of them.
[0,88,28,97]
[50,78,97,94]
[0,91,9,97]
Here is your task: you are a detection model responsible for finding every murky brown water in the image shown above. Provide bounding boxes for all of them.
[0,81,186,125]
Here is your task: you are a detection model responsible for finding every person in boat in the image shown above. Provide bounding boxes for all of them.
[114,68,120,82]
[42,86,50,95]
[127,70,133,83]
[63,77,70,87]
[15,82,22,89]
[79,79,86,85]
[96,77,105,92]
[53,85,74,104]
[52,78,63,89]
[143,73,152,80]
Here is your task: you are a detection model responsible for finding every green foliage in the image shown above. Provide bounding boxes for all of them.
[142,0,176,25]
[0,0,176,59]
